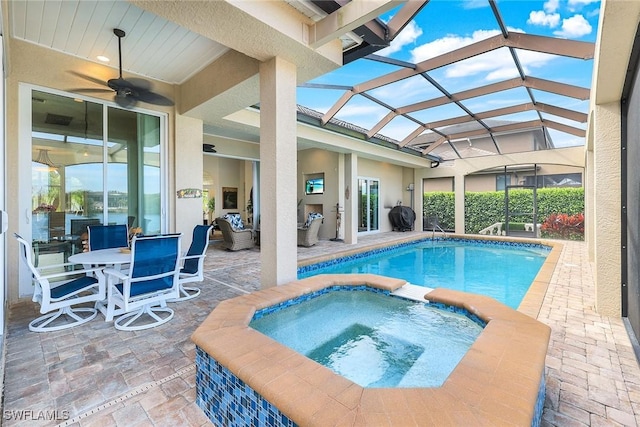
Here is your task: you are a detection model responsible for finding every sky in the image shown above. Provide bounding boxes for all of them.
[297,0,601,149]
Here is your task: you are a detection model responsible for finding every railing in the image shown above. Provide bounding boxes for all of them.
[478,222,541,237]
[478,222,504,236]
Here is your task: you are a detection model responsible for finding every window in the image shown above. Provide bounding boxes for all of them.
[29,89,164,266]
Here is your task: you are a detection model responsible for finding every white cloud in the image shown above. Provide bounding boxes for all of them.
[568,0,599,7]
[461,0,487,9]
[379,20,423,56]
[544,0,560,13]
[410,29,502,63]
[528,10,560,28]
[553,14,592,38]
[409,29,556,83]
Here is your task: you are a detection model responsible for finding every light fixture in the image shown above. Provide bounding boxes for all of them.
[35,149,58,171]
[97,55,110,62]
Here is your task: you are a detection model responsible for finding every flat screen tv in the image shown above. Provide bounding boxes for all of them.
[305,177,324,195]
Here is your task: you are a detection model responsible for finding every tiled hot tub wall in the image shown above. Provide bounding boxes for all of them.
[192,274,552,426]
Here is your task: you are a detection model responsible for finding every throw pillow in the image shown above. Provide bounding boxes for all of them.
[223,214,244,230]
[303,212,323,228]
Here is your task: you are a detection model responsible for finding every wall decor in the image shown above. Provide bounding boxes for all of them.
[177,188,202,198]
[222,187,238,209]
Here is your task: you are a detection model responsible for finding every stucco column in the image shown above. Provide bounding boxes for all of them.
[344,153,358,244]
[259,57,297,287]
[593,103,622,316]
[454,173,465,234]
[175,114,204,252]
[586,149,595,261]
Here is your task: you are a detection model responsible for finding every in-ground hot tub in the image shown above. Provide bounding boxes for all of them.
[192,274,551,426]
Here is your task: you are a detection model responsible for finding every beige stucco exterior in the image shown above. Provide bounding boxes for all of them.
[1,0,632,323]
[585,0,640,316]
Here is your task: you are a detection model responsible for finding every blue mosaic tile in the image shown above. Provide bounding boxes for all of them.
[297,237,551,276]
[533,373,546,427]
[252,285,389,320]
[425,301,487,328]
[196,347,297,427]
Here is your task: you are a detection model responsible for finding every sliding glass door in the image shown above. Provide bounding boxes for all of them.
[358,178,379,233]
[30,89,163,267]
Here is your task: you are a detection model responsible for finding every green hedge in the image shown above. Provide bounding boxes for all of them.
[423,187,585,236]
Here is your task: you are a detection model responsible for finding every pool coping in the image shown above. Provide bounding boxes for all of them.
[297,233,564,319]
[192,272,552,426]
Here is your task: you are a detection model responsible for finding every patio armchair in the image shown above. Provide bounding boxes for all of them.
[87,224,129,251]
[14,233,105,332]
[216,216,254,251]
[298,213,323,247]
[169,224,213,302]
[103,234,182,331]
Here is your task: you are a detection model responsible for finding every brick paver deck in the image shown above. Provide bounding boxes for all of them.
[2,233,639,426]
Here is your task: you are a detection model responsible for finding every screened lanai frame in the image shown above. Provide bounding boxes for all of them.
[295,0,595,162]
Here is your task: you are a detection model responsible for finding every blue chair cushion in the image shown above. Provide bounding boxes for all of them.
[180,265,198,275]
[223,214,244,230]
[50,276,99,299]
[181,225,210,274]
[116,277,174,298]
[303,212,323,228]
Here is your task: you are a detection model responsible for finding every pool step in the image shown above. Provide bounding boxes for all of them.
[391,283,433,302]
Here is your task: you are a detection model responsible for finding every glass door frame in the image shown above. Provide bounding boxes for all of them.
[18,83,169,297]
[357,176,380,234]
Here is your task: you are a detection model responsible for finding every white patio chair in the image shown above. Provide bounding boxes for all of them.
[170,224,213,302]
[14,233,106,332]
[103,233,182,331]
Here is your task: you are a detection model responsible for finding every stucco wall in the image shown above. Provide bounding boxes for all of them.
[297,148,339,239]
[424,177,454,192]
[592,102,622,316]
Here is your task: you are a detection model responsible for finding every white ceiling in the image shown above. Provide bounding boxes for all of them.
[9,0,229,85]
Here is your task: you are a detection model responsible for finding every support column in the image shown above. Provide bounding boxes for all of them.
[454,173,465,234]
[414,171,423,232]
[344,153,358,244]
[259,57,297,287]
[593,103,622,316]
[175,114,204,252]
[337,153,345,240]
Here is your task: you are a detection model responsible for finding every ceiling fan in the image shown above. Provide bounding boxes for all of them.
[70,28,174,109]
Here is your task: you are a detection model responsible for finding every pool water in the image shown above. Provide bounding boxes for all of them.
[299,239,550,309]
[249,289,483,388]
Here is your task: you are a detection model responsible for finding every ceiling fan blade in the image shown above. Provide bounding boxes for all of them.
[135,90,175,106]
[68,88,113,94]
[126,78,152,91]
[68,70,108,87]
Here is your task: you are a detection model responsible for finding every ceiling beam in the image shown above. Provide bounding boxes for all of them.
[309,0,403,48]
[524,77,591,100]
[543,120,586,137]
[422,136,448,154]
[386,0,429,39]
[505,32,595,60]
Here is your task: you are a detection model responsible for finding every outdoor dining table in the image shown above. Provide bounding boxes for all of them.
[68,248,132,321]
[68,247,132,267]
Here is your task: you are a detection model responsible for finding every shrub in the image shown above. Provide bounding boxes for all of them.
[541,212,584,240]
[423,187,585,239]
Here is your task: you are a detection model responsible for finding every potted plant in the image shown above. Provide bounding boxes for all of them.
[207,197,215,225]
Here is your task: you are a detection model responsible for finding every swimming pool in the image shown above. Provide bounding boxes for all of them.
[249,288,483,388]
[298,238,551,309]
